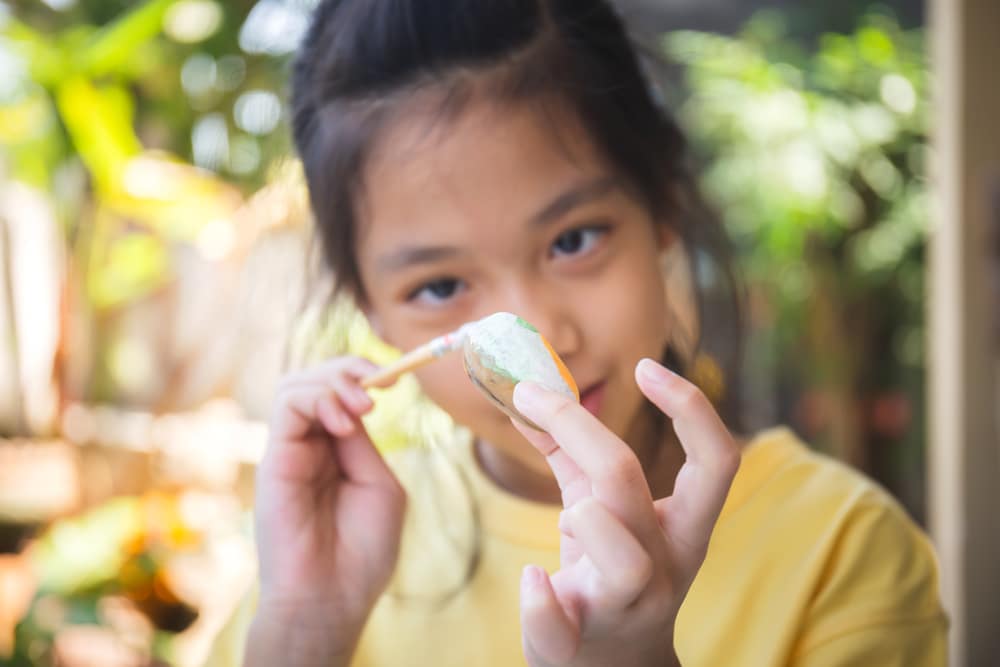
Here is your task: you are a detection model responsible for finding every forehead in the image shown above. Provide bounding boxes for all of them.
[356,97,612,256]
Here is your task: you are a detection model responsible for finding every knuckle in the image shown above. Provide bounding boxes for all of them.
[675,381,704,411]
[598,451,643,487]
[611,554,654,594]
[718,449,741,477]
[341,355,377,376]
[569,496,599,522]
[548,394,576,423]
[670,530,710,565]
[706,434,741,478]
[273,382,299,405]
[321,356,359,378]
[275,373,302,393]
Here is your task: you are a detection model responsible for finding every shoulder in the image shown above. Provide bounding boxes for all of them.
[723,428,947,657]
[724,427,924,535]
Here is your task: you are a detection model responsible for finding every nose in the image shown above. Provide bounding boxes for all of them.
[500,281,582,362]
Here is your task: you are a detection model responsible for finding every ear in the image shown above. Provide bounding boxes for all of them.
[656,223,677,252]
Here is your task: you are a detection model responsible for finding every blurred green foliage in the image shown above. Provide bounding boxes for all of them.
[1,0,293,194]
[667,10,928,507]
[0,0,294,402]
[0,0,930,492]
[0,0,929,495]
[9,493,201,665]
[0,2,932,662]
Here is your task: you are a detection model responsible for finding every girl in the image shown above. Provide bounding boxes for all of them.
[206,1,946,665]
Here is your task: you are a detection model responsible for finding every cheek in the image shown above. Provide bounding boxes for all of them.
[598,251,671,353]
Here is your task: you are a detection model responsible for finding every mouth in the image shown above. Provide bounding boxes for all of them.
[579,381,607,417]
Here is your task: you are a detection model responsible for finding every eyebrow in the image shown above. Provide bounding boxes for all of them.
[529,175,620,227]
[376,175,620,273]
[377,245,463,272]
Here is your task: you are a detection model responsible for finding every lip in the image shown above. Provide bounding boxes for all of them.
[579,381,606,417]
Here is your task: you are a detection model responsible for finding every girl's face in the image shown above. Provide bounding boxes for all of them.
[356,98,672,469]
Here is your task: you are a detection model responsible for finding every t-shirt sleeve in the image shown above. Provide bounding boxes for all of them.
[790,488,948,666]
[792,619,946,667]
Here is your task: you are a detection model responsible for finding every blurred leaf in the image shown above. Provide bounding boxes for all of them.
[29,497,142,594]
[0,90,62,186]
[55,77,142,194]
[2,18,67,86]
[106,152,244,241]
[81,0,178,78]
[856,26,895,65]
[0,92,51,142]
[666,11,929,469]
[87,213,171,310]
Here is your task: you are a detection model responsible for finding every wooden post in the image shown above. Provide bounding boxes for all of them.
[928,0,1000,664]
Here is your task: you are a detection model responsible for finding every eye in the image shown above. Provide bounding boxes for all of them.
[551,226,608,258]
[407,277,465,304]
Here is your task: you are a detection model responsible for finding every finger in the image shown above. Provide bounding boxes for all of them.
[271,385,352,440]
[521,565,578,665]
[557,525,585,571]
[512,419,589,567]
[271,384,395,490]
[278,357,385,397]
[277,377,373,420]
[264,387,345,484]
[566,497,654,610]
[513,382,659,545]
[307,390,396,489]
[333,425,402,490]
[331,376,375,414]
[316,393,356,438]
[635,359,739,552]
[336,355,398,390]
[511,418,591,508]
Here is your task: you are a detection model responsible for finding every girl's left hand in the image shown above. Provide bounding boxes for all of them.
[511,357,740,667]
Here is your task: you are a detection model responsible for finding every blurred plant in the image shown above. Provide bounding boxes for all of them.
[666,10,928,513]
[0,0,306,409]
[8,492,202,666]
[1,0,299,192]
[0,2,931,511]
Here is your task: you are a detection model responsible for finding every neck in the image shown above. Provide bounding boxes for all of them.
[474,437,562,504]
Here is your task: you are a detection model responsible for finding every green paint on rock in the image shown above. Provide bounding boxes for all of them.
[514,317,537,333]
[481,351,518,382]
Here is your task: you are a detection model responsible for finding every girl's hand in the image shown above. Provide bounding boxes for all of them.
[511,358,740,667]
[246,357,406,667]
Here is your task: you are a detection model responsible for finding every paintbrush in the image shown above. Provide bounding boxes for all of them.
[360,323,474,388]
[360,312,579,429]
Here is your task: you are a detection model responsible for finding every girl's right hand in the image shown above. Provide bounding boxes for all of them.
[246,357,406,667]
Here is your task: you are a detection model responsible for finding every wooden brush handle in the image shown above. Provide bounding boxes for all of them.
[359,327,468,389]
[360,346,439,389]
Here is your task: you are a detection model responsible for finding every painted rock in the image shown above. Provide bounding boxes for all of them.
[462,312,579,429]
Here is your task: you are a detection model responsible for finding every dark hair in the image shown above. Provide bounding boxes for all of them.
[291,0,743,420]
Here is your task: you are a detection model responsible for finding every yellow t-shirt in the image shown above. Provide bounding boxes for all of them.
[203,427,947,666]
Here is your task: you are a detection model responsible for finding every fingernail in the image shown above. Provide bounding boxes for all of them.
[637,358,677,386]
[350,388,374,411]
[521,565,543,593]
[513,381,546,411]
